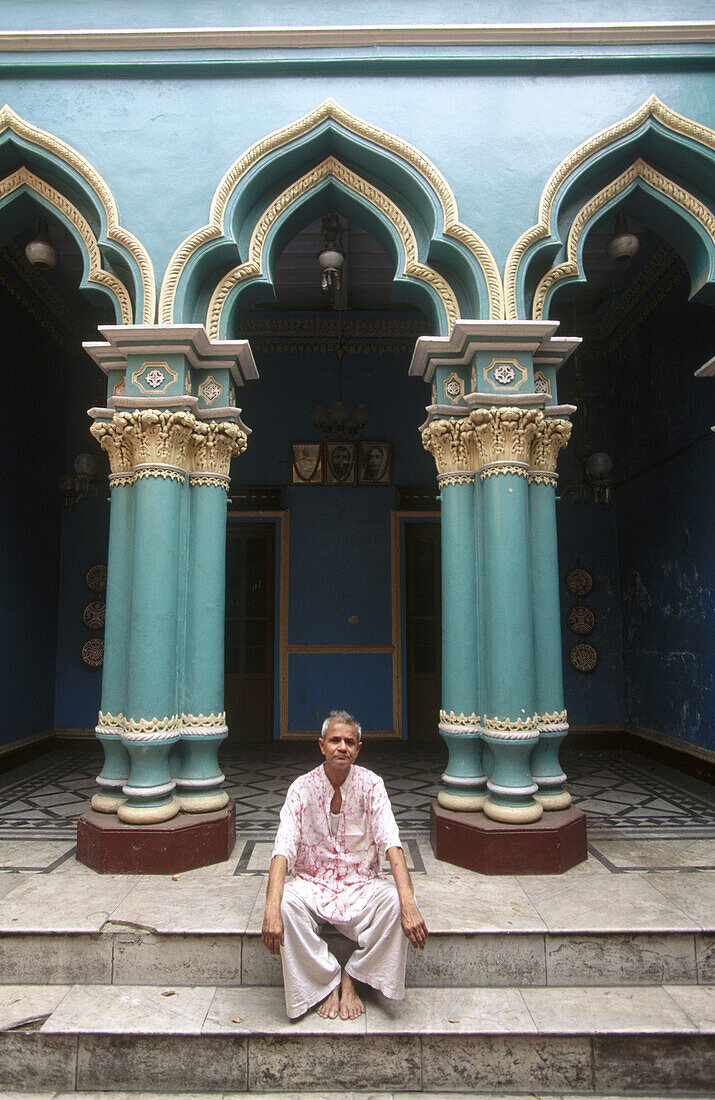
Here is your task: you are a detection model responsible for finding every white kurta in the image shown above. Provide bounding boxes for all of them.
[271,763,408,1017]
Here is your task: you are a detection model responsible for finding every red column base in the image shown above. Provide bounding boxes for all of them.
[76,801,237,874]
[430,800,587,875]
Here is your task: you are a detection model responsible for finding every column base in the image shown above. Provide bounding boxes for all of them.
[76,801,236,874]
[438,790,486,812]
[535,789,572,810]
[484,795,543,824]
[430,800,587,875]
[117,796,181,825]
[178,789,229,813]
[91,791,125,814]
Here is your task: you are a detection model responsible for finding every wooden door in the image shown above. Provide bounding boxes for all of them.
[404,522,441,741]
[225,524,275,744]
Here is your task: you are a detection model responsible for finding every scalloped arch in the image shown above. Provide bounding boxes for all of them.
[505,96,715,320]
[0,104,155,323]
[532,158,715,319]
[159,98,503,327]
[0,167,133,323]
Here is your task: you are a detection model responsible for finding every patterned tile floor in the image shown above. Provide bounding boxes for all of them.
[0,741,712,863]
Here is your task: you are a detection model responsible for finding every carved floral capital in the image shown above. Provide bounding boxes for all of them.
[90,419,134,474]
[115,409,195,469]
[421,417,478,475]
[530,417,572,472]
[189,420,248,476]
[469,407,541,467]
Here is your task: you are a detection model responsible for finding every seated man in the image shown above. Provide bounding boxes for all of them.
[262,710,428,1020]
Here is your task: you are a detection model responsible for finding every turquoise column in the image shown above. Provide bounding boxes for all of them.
[89,416,132,813]
[471,407,543,824]
[529,416,573,810]
[422,417,485,810]
[177,419,248,811]
[113,409,195,825]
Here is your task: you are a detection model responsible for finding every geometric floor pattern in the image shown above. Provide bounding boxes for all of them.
[0,742,713,846]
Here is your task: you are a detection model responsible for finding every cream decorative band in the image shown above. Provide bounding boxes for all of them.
[439,709,481,726]
[482,714,540,740]
[528,471,558,487]
[134,467,185,483]
[123,780,176,797]
[442,772,487,787]
[438,722,484,736]
[95,724,123,737]
[540,722,569,733]
[95,776,125,788]
[181,725,229,737]
[188,474,231,490]
[479,460,530,472]
[481,463,530,480]
[122,729,181,741]
[108,472,135,486]
[176,774,226,788]
[487,780,539,796]
[534,773,568,786]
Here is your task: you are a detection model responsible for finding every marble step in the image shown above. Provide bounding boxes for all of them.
[1,983,713,1094]
[1,926,711,988]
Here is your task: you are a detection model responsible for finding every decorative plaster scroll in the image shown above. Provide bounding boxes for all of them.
[0,105,155,323]
[469,407,541,467]
[439,709,481,726]
[189,420,248,476]
[160,98,502,324]
[96,711,123,737]
[90,418,134,475]
[532,159,715,319]
[530,416,572,471]
[438,722,483,736]
[536,709,568,727]
[181,711,229,737]
[108,472,136,487]
[422,418,478,476]
[0,167,132,324]
[504,95,715,319]
[438,472,476,487]
[206,156,460,338]
[480,464,529,480]
[122,715,181,741]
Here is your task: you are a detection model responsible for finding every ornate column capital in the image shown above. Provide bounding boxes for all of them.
[469,407,542,474]
[188,419,248,483]
[90,417,134,476]
[530,417,572,474]
[421,417,478,483]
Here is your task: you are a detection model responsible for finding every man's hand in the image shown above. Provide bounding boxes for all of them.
[400,895,428,949]
[262,903,284,956]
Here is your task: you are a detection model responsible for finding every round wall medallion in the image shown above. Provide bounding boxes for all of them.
[85,564,107,592]
[569,642,598,673]
[567,605,596,636]
[82,601,106,631]
[566,566,594,597]
[81,637,104,668]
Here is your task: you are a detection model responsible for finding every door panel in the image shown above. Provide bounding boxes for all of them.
[225,524,275,743]
[405,522,441,741]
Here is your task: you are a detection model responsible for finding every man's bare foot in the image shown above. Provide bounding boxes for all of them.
[339,971,365,1020]
[316,984,340,1019]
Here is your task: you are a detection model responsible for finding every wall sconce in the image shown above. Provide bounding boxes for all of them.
[317,211,344,292]
[606,213,639,263]
[562,451,615,507]
[60,453,105,508]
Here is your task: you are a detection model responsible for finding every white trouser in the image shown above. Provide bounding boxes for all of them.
[279,878,408,1018]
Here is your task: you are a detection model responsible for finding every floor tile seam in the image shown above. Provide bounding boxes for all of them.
[659,983,710,1033]
[642,873,711,932]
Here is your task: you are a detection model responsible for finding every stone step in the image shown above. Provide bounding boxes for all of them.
[1,984,713,1094]
[1,926,711,988]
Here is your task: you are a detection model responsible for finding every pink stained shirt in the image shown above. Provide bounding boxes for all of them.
[271,763,403,923]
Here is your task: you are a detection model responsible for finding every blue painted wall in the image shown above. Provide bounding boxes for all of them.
[607,279,714,751]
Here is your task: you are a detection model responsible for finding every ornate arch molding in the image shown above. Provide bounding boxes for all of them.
[505,96,715,320]
[160,98,503,329]
[0,167,133,323]
[0,105,155,323]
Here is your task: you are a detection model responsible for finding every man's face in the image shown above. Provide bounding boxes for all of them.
[319,720,361,771]
[331,446,351,479]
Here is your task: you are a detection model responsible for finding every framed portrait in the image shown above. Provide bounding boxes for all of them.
[358,442,391,485]
[325,441,357,485]
[291,442,323,485]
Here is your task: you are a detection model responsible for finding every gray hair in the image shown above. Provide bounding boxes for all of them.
[320,710,362,741]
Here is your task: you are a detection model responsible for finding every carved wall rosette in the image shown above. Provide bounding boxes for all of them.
[469,407,541,469]
[421,417,479,477]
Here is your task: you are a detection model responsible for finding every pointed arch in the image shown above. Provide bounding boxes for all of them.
[505,96,715,319]
[0,105,155,323]
[159,99,503,330]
